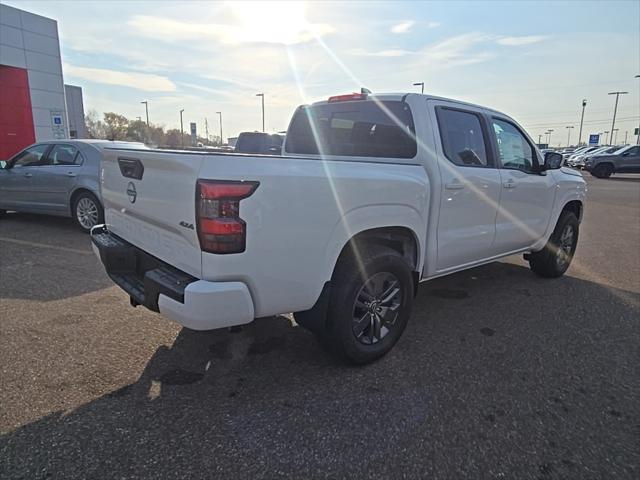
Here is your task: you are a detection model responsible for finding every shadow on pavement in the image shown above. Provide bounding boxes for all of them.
[1,262,639,479]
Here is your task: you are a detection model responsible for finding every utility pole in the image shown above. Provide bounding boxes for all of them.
[141,101,149,125]
[413,82,424,94]
[180,109,184,147]
[256,93,265,132]
[624,130,628,144]
[216,111,223,146]
[608,91,628,147]
[205,117,209,146]
[565,126,574,147]
[578,99,587,146]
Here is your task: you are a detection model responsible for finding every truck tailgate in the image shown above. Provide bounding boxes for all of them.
[100,149,204,278]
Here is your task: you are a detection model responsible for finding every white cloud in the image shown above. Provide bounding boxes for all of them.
[128,2,334,46]
[63,64,176,92]
[391,21,414,34]
[427,21,441,28]
[349,33,495,68]
[347,48,413,57]
[496,35,548,46]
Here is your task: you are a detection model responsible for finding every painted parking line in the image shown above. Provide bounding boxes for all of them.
[0,236,93,256]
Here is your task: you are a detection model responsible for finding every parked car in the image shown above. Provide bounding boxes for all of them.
[0,140,148,231]
[91,92,586,364]
[566,146,602,167]
[584,144,640,178]
[234,132,284,154]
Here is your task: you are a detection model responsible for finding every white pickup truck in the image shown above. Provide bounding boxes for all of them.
[92,92,586,364]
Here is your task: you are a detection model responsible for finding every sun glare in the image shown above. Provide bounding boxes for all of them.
[229,1,330,45]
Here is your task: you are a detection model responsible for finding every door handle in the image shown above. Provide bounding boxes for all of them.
[503,180,516,189]
[24,173,32,178]
[67,172,77,177]
[444,182,465,190]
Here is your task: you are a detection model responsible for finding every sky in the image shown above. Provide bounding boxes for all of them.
[7,0,640,145]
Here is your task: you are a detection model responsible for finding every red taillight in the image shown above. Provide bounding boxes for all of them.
[196,180,259,254]
[327,93,368,103]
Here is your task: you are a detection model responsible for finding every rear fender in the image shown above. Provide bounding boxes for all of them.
[322,204,426,282]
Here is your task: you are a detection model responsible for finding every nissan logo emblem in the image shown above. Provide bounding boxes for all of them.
[126,182,137,204]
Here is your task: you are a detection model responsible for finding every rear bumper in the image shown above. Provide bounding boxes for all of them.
[90,225,254,330]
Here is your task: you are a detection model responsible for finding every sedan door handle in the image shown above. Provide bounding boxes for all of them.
[444,182,465,190]
[66,172,77,177]
[24,173,33,178]
[503,181,516,189]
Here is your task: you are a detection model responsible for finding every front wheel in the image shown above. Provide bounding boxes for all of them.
[73,191,104,233]
[528,211,579,278]
[325,244,414,364]
[590,163,613,178]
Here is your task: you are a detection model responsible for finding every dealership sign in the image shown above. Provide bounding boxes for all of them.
[588,134,599,146]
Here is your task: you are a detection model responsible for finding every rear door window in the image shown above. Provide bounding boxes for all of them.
[285,100,417,159]
[47,144,79,166]
[435,108,490,167]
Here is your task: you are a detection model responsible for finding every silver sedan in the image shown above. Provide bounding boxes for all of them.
[0,140,147,232]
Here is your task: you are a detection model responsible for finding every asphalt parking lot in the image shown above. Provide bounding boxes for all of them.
[1,174,638,479]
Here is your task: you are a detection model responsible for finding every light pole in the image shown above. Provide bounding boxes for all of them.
[624,131,628,144]
[612,128,619,145]
[635,75,640,144]
[141,100,149,125]
[603,131,609,144]
[256,93,265,132]
[413,82,424,94]
[180,109,184,147]
[565,126,574,147]
[547,129,554,146]
[578,99,587,146]
[216,111,223,146]
[538,134,543,145]
[136,116,142,122]
[608,91,628,146]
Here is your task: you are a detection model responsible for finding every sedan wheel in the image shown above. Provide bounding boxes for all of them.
[73,192,104,232]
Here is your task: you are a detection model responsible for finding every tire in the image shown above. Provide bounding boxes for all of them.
[528,211,579,278]
[72,191,104,233]
[324,244,414,364]
[590,163,613,178]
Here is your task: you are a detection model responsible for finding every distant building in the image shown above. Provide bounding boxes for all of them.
[64,84,86,139]
[0,4,76,159]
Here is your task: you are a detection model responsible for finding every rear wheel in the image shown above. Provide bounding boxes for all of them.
[528,211,579,278]
[590,163,613,178]
[324,244,414,364]
[72,191,104,233]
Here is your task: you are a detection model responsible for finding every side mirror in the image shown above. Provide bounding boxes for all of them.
[543,151,563,170]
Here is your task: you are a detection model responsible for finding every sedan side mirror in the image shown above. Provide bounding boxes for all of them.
[543,151,563,170]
